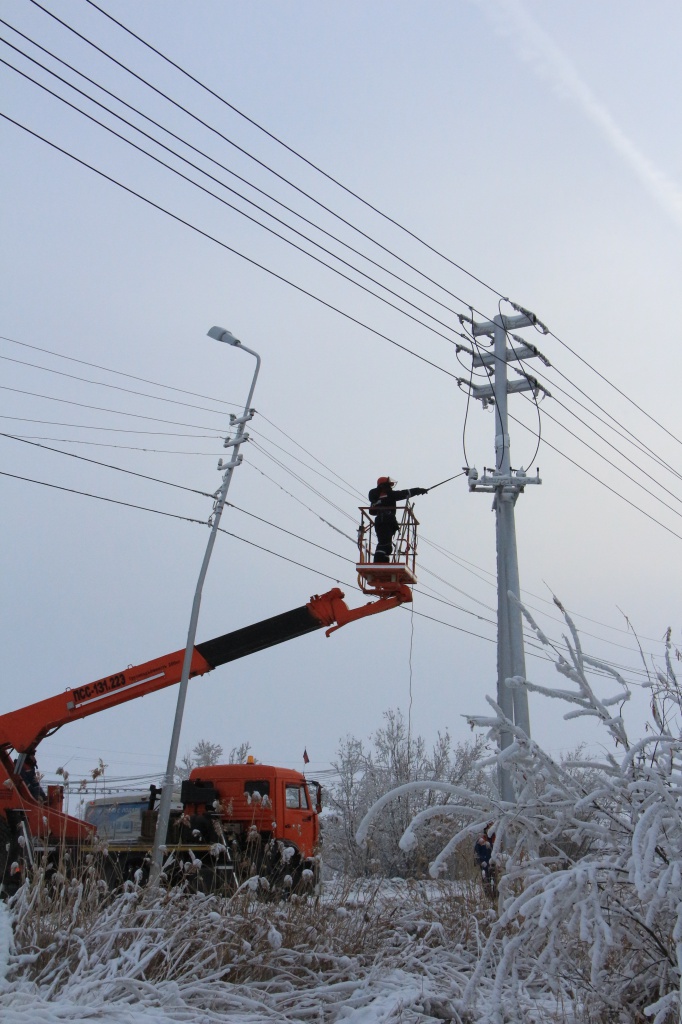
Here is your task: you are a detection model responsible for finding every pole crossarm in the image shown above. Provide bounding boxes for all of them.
[470,376,544,400]
[471,312,536,336]
[467,468,542,495]
[473,342,541,367]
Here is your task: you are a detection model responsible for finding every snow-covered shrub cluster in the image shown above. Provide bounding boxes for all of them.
[358,600,682,1022]
[324,708,489,879]
[4,869,512,1021]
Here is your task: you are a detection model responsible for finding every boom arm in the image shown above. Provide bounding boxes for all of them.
[0,584,411,756]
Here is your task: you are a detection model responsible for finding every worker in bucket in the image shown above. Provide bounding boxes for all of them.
[368,476,428,563]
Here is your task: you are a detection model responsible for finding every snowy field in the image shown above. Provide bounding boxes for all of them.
[3,604,682,1024]
[0,877,566,1024]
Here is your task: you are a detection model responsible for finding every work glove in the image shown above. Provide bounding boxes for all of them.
[416,487,429,495]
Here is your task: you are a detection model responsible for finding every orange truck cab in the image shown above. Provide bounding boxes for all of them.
[181,761,322,890]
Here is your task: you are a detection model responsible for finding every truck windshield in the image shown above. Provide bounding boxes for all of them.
[285,784,309,809]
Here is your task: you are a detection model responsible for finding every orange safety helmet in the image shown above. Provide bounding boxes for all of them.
[377,476,396,487]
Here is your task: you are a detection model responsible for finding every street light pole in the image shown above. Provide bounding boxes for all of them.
[150,327,261,882]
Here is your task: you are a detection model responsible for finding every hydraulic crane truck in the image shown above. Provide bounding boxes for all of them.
[0,569,415,894]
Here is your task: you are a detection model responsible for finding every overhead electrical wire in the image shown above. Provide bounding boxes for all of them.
[4,412,663,673]
[7,434,217,455]
[518,389,682,517]
[6,9,680,492]
[1,19,675,663]
[21,0,499,318]
[0,334,366,498]
[1,335,667,651]
[0,415,219,438]
[1,465,512,650]
[77,0,682,457]
[0,49,472,353]
[508,412,682,543]
[5,423,663,664]
[0,431,214,497]
[0,382,226,432]
[0,35,476,348]
[0,113,462,384]
[82,0,508,303]
[2,431,489,630]
[2,335,675,654]
[0,351,241,417]
[11,327,681,533]
[1,349,360,496]
[3,40,675,516]
[0,333,240,408]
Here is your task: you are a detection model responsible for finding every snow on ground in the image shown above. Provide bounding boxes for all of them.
[0,879,567,1024]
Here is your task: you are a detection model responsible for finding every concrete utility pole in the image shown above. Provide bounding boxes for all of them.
[466,312,548,802]
[150,326,261,882]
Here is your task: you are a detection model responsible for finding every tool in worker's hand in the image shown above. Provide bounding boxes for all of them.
[424,471,465,492]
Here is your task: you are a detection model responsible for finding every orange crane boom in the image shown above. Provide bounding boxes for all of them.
[0,584,411,759]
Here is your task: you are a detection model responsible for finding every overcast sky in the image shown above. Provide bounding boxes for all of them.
[2,0,681,795]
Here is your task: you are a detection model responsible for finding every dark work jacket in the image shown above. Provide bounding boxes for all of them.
[368,486,421,514]
[474,835,494,866]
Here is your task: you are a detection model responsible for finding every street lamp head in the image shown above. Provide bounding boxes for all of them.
[207,325,240,346]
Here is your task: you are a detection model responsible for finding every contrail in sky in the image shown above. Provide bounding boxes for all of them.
[477,0,682,229]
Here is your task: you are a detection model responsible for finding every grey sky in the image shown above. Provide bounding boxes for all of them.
[2,1,681,791]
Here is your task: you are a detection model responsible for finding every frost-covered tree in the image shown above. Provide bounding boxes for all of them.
[325,709,488,878]
[173,738,247,783]
[227,741,252,764]
[357,601,682,1021]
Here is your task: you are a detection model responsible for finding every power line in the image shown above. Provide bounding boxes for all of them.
[0,468,210,524]
[546,325,682,456]
[1,34,481,347]
[5,356,669,651]
[509,412,682,543]
[0,333,366,497]
[0,112,462,383]
[6,36,678,506]
[522,353,682,484]
[7,434,215,455]
[0,382,226,431]
[3,463,659,675]
[83,0,508,302]
[0,414,218,438]
[515,389,682,521]
[2,465,506,647]
[0,348,359,497]
[0,334,237,408]
[0,351,240,417]
[27,0,504,317]
[0,47,471,352]
[9,11,679,490]
[0,431,215,498]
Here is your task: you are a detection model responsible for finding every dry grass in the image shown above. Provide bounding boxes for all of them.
[5,860,612,1022]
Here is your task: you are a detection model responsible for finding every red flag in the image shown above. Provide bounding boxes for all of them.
[303,749,310,764]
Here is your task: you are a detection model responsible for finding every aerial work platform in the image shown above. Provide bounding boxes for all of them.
[355,503,419,596]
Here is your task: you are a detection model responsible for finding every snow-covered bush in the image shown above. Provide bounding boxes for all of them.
[4,869,494,1020]
[324,708,489,879]
[357,601,682,1022]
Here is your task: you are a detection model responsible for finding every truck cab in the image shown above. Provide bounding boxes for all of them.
[183,761,321,888]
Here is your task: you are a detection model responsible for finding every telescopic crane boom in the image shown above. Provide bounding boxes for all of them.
[0,582,412,865]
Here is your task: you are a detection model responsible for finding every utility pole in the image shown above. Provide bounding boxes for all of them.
[150,326,260,882]
[465,312,548,802]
